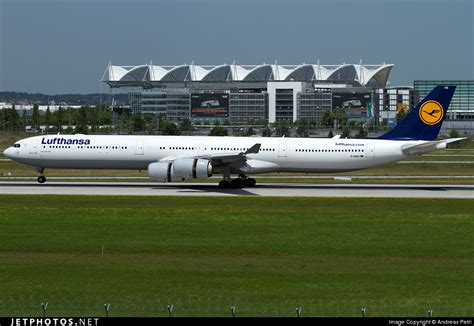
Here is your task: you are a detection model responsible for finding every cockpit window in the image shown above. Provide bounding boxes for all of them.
[13,144,20,148]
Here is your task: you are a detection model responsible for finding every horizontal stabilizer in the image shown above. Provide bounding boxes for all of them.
[402,138,466,156]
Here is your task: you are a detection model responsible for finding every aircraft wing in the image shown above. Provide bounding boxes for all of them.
[401,138,466,156]
[159,143,261,166]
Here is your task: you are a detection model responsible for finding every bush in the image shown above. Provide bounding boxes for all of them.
[209,126,228,136]
[161,121,181,135]
[449,129,459,138]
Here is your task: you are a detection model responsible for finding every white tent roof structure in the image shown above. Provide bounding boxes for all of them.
[102,62,393,88]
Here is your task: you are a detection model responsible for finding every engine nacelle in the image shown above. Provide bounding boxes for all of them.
[172,158,196,179]
[148,162,172,182]
[148,158,212,182]
[194,158,213,179]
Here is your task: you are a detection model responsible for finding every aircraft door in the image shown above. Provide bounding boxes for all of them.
[135,141,144,155]
[367,145,375,158]
[198,144,205,156]
[28,140,38,154]
[278,143,287,157]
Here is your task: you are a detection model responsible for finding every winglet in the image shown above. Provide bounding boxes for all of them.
[245,143,261,154]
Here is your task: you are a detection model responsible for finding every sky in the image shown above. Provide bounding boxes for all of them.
[0,0,472,94]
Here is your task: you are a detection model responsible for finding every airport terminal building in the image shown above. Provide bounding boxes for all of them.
[102,62,394,125]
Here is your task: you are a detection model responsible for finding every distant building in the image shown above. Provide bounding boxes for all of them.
[414,80,474,120]
[102,62,393,124]
[414,80,474,134]
[375,87,419,126]
[0,103,83,123]
[129,89,190,121]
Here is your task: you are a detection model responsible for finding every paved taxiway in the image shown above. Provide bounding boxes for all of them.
[0,182,473,198]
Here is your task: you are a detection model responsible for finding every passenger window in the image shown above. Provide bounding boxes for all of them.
[13,144,20,148]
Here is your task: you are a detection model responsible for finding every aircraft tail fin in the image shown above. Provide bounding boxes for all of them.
[378,85,456,141]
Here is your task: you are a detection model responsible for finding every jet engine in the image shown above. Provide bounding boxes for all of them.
[148,158,212,182]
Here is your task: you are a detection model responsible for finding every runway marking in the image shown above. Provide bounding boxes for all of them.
[1,175,474,181]
[0,182,472,199]
[397,161,474,164]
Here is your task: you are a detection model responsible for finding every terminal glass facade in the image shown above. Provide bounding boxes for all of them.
[128,90,190,120]
[414,81,474,120]
[275,89,294,120]
[166,90,191,121]
[297,91,331,122]
[229,92,268,123]
[141,91,167,115]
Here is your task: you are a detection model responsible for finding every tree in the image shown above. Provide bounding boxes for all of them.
[333,108,347,129]
[99,106,112,126]
[396,103,409,124]
[161,121,181,135]
[447,130,463,148]
[56,106,64,131]
[341,127,350,138]
[132,115,145,132]
[31,102,40,131]
[274,119,292,137]
[322,110,333,128]
[179,119,193,134]
[356,125,367,139]
[261,127,272,137]
[323,109,347,129]
[45,106,51,133]
[244,126,256,136]
[85,106,98,132]
[448,129,459,138]
[76,106,89,134]
[5,106,20,132]
[295,119,309,137]
[21,107,27,131]
[209,126,228,136]
[11,105,20,132]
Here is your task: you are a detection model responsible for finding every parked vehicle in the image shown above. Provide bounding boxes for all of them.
[343,99,362,108]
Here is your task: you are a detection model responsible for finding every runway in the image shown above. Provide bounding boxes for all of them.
[0,181,473,198]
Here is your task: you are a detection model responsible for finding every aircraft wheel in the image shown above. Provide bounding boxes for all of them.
[218,180,231,189]
[248,178,256,187]
[230,178,242,189]
[242,178,256,187]
[37,176,46,184]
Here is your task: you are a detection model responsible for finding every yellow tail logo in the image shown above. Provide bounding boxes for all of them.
[419,100,444,125]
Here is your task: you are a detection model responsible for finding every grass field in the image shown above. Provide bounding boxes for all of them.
[0,195,473,317]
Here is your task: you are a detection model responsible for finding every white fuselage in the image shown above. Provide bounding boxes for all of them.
[4,134,423,174]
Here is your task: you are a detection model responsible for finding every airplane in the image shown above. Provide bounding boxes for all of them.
[3,86,464,188]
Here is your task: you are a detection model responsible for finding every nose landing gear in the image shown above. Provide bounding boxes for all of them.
[36,167,46,184]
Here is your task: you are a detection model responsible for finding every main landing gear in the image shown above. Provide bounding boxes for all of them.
[218,175,256,189]
[36,167,47,184]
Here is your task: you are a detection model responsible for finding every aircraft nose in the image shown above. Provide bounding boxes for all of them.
[3,147,13,159]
